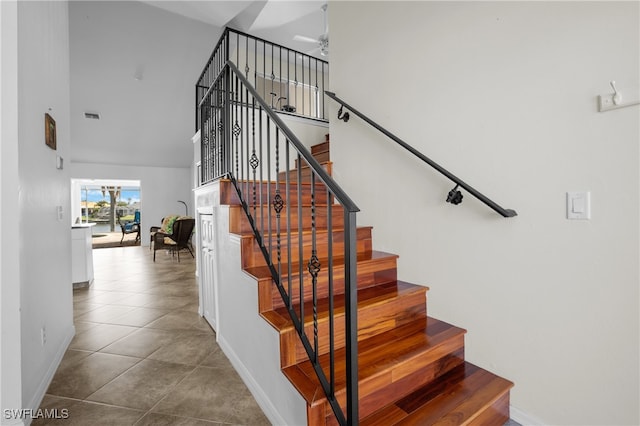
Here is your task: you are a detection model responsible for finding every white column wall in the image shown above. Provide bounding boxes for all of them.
[329,2,639,425]
[15,0,75,416]
[1,1,24,423]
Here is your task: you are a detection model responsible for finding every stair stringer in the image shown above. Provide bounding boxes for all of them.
[195,180,308,426]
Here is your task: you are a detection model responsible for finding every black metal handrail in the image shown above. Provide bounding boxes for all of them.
[199,60,360,425]
[325,91,517,218]
[196,28,329,131]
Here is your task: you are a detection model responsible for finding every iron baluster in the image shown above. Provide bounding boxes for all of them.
[258,106,264,234]
[266,117,272,257]
[243,83,249,204]
[327,190,335,395]
[315,58,318,118]
[250,97,258,218]
[273,130,283,281]
[285,142,292,307]
[239,82,245,199]
[301,55,305,116]
[233,76,240,181]
[308,173,320,360]
[297,154,304,332]
[345,209,359,425]
[245,35,249,78]
[253,37,257,93]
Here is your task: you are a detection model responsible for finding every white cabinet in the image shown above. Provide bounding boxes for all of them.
[72,224,94,288]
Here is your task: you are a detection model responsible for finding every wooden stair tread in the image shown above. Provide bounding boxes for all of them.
[243,250,399,281]
[311,139,329,155]
[361,362,514,426]
[219,178,334,206]
[261,280,426,332]
[295,157,332,170]
[278,162,333,183]
[237,224,372,238]
[282,317,467,405]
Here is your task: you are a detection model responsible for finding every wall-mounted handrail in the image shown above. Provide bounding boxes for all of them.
[325,91,517,218]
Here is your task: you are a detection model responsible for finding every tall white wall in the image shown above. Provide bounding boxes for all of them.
[1,1,23,423]
[329,2,639,425]
[70,162,192,245]
[14,0,75,416]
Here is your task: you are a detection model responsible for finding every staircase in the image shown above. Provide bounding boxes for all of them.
[219,135,513,425]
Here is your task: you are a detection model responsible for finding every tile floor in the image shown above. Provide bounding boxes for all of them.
[36,246,269,426]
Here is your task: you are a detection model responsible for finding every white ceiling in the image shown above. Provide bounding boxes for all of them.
[69,1,327,169]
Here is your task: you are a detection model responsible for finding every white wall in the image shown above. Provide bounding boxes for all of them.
[70,162,192,245]
[14,0,75,416]
[1,1,24,423]
[329,2,639,425]
[69,1,222,168]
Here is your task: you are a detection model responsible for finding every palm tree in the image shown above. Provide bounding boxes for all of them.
[101,186,121,232]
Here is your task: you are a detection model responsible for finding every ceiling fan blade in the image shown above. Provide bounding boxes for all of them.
[294,35,320,44]
[305,46,321,55]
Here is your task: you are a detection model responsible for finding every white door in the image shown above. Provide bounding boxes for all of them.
[200,213,217,330]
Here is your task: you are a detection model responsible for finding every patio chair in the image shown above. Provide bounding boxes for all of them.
[153,217,195,262]
[118,210,140,244]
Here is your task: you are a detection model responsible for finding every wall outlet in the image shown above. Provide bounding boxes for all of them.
[41,326,47,346]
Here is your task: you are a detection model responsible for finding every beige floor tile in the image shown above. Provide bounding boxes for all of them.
[144,310,205,331]
[152,366,269,425]
[73,302,103,318]
[198,346,229,369]
[99,328,175,358]
[33,400,144,426]
[47,352,141,399]
[87,359,195,410]
[69,323,138,351]
[56,349,93,371]
[106,307,169,327]
[135,413,223,425]
[105,292,158,307]
[73,321,100,333]
[140,295,193,310]
[147,331,217,366]
[83,291,136,304]
[74,305,137,323]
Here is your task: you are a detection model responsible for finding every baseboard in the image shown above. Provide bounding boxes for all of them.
[23,325,75,426]
[510,404,545,425]
[217,334,288,426]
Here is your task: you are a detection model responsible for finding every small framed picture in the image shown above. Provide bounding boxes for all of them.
[45,113,56,150]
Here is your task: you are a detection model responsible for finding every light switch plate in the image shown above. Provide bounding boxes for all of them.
[567,191,590,220]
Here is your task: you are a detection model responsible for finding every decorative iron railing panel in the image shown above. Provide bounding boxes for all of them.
[197,28,329,131]
[199,59,359,425]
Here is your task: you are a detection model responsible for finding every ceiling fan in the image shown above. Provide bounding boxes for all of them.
[293,4,328,57]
